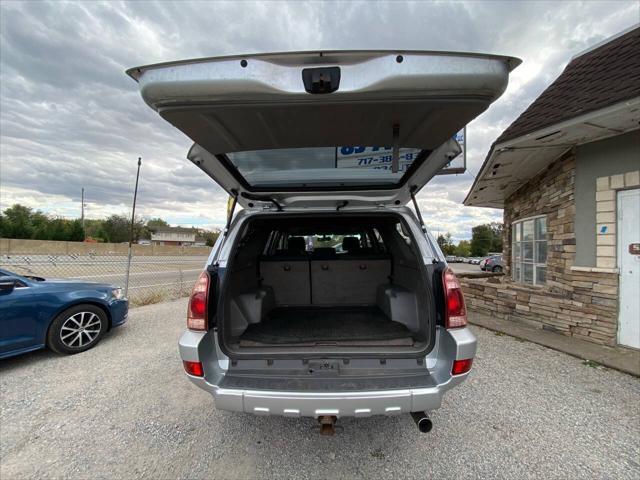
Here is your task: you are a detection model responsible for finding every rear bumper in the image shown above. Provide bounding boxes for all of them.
[183,380,457,417]
[178,327,476,417]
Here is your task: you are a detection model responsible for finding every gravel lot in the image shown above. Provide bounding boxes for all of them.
[1,299,639,480]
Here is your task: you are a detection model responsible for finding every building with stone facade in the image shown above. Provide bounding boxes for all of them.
[464,26,639,350]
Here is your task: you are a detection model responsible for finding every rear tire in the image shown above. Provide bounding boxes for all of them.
[492,265,503,273]
[47,305,108,355]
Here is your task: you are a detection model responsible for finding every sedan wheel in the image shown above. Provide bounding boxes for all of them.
[493,265,503,273]
[60,312,102,348]
[48,305,108,355]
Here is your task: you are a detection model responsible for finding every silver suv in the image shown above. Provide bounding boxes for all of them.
[128,50,518,434]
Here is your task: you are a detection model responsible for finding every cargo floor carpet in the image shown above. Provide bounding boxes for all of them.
[238,306,414,346]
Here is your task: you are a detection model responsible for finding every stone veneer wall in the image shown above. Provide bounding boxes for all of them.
[461,152,619,346]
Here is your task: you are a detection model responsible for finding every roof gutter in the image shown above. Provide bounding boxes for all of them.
[464,97,640,207]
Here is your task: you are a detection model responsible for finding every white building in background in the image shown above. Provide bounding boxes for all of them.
[150,227,199,246]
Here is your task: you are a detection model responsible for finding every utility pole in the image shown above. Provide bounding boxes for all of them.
[124,157,142,298]
[81,188,85,240]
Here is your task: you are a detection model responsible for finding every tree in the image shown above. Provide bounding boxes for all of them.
[102,215,130,243]
[436,232,455,255]
[47,218,70,241]
[132,216,146,242]
[30,211,50,239]
[68,219,85,242]
[454,240,471,257]
[84,219,107,242]
[1,204,35,239]
[470,224,502,256]
[0,204,173,243]
[201,229,221,247]
[146,218,169,228]
[140,217,168,240]
[488,222,504,252]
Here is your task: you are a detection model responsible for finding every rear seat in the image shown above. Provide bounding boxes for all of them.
[310,237,391,305]
[261,236,391,306]
[259,237,310,305]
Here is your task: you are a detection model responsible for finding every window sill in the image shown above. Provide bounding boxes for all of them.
[506,281,545,290]
[570,266,618,274]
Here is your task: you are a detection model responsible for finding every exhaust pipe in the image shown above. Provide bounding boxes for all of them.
[318,415,337,436]
[410,411,433,433]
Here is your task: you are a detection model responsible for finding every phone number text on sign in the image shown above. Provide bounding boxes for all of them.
[336,147,421,170]
[336,128,466,175]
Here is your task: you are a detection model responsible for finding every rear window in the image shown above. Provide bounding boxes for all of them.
[226,146,426,189]
[268,230,385,257]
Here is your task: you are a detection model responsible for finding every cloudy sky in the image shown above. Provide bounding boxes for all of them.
[1,1,637,240]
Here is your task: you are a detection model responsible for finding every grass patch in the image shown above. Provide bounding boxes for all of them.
[130,290,168,307]
[494,331,505,337]
[582,359,601,368]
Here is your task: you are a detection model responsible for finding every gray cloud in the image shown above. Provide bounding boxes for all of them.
[1,0,637,233]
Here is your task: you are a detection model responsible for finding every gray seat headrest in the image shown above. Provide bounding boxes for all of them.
[341,236,361,252]
[287,236,306,253]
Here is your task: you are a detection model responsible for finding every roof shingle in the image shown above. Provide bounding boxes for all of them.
[496,27,640,144]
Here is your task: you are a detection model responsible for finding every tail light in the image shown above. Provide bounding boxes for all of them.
[187,271,209,331]
[452,358,473,375]
[183,360,204,377]
[442,267,467,328]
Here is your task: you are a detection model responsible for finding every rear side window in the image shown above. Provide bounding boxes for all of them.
[396,222,412,246]
[371,228,387,253]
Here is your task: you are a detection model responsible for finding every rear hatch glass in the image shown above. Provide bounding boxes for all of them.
[225,146,426,189]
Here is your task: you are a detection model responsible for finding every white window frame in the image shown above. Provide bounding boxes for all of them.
[511,214,547,286]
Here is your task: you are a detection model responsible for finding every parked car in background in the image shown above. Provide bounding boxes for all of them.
[470,258,482,265]
[481,255,504,273]
[445,255,456,263]
[128,49,518,433]
[0,268,128,359]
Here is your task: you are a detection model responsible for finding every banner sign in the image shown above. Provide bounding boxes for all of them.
[336,128,466,175]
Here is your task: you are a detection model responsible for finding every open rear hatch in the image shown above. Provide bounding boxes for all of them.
[127,50,519,208]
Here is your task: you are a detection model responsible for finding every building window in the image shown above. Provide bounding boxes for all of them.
[512,216,547,285]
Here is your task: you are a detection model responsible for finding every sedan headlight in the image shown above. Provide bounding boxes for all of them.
[111,287,125,300]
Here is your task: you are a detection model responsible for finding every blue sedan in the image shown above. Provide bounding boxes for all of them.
[0,268,128,359]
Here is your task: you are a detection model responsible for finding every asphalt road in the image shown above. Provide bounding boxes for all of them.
[449,261,483,273]
[1,299,638,479]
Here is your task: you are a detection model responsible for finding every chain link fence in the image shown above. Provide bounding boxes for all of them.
[0,239,210,306]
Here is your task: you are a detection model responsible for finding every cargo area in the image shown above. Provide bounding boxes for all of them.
[239,307,413,347]
[218,213,437,356]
